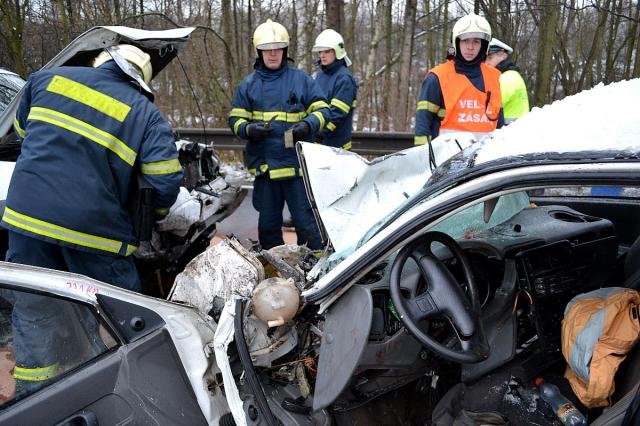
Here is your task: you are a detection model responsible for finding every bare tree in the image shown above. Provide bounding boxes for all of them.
[4,0,640,133]
[0,0,29,76]
[394,0,417,130]
[324,0,343,32]
[357,0,388,130]
[533,1,559,106]
[381,0,392,131]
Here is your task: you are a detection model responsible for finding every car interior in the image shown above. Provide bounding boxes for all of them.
[327,186,640,424]
[240,185,640,425]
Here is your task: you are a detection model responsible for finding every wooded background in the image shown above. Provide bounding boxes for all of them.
[1,0,639,132]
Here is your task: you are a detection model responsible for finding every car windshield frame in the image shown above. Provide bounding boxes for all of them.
[354,149,640,253]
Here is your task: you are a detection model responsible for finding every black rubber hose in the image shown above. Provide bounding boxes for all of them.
[234,299,278,426]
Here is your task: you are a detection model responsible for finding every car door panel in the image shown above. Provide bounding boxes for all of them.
[0,283,208,425]
[0,328,207,425]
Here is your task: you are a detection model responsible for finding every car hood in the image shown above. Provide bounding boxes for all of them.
[0,25,195,137]
[299,78,640,258]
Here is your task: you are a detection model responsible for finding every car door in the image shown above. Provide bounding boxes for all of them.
[0,272,207,425]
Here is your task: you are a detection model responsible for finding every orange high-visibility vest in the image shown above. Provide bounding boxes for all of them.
[430,61,502,133]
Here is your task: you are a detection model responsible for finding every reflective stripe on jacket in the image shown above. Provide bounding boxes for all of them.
[430,61,502,134]
[3,62,182,256]
[228,62,330,179]
[499,69,529,123]
[313,59,357,149]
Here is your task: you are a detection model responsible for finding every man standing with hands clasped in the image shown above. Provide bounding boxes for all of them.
[229,19,330,250]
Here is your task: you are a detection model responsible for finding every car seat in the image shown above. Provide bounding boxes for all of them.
[590,236,640,424]
[623,236,640,290]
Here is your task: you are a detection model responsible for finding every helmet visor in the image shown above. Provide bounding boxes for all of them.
[256,42,288,50]
[312,45,332,53]
[488,46,506,54]
[458,31,491,42]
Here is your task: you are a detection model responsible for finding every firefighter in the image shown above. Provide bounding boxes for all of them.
[485,38,530,124]
[4,44,183,396]
[229,19,329,250]
[414,13,504,146]
[311,29,357,150]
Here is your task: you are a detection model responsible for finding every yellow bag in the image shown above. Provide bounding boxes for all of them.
[562,288,640,408]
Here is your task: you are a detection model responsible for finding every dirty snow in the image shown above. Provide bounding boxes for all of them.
[477,78,640,164]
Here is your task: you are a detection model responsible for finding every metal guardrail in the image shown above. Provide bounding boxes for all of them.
[174,128,414,156]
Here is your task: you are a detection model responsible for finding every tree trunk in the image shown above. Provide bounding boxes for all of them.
[301,0,321,71]
[576,0,610,91]
[634,30,640,78]
[324,0,343,32]
[394,0,417,130]
[0,0,28,77]
[381,0,392,131]
[356,0,387,130]
[221,0,236,90]
[51,1,69,45]
[440,0,449,61]
[533,2,559,106]
[623,0,640,78]
[603,0,621,83]
[422,0,435,69]
[345,0,358,59]
[291,0,299,61]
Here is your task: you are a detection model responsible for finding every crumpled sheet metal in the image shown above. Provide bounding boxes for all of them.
[299,136,475,257]
[213,297,247,426]
[169,238,264,316]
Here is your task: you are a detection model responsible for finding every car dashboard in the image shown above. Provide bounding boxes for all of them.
[346,204,617,380]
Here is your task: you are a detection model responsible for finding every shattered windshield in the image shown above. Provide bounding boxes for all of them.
[430,191,531,239]
[0,71,24,116]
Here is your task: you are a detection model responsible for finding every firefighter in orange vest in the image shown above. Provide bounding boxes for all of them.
[414,14,504,146]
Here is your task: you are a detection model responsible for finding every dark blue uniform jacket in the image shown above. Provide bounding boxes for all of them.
[3,62,183,256]
[228,62,330,179]
[313,59,357,149]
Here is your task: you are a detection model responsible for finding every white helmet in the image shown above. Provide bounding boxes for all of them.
[253,19,290,51]
[451,13,492,54]
[312,29,352,66]
[488,38,513,54]
[93,44,153,85]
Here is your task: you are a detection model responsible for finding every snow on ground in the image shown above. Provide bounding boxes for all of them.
[477,78,640,165]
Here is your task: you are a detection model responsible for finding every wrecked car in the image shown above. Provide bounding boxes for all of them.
[1,74,640,424]
[0,26,247,296]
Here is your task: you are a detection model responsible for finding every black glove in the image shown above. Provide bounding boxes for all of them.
[290,121,311,141]
[246,122,273,140]
[313,131,325,144]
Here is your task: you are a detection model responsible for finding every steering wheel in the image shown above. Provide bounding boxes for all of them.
[389,231,489,363]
